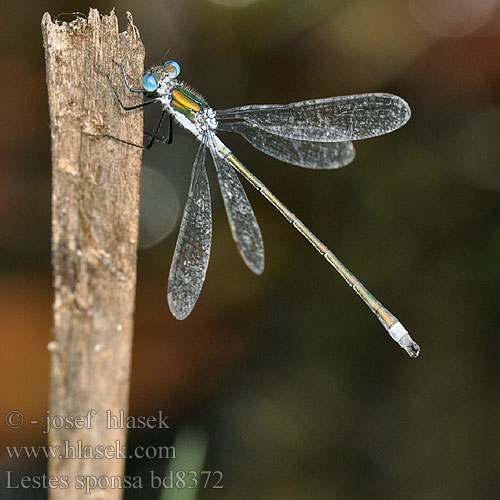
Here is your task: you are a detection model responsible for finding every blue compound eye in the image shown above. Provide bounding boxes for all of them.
[163,60,180,78]
[143,73,158,92]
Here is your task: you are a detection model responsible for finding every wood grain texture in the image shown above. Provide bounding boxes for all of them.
[42,9,144,498]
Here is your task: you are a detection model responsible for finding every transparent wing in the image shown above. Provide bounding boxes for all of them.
[168,143,212,320]
[209,142,264,274]
[216,93,411,142]
[217,120,355,169]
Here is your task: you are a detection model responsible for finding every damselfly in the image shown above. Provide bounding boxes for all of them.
[97,59,419,358]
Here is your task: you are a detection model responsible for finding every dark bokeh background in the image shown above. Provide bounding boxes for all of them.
[1,0,499,498]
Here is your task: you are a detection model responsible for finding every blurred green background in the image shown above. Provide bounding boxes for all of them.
[1,0,499,498]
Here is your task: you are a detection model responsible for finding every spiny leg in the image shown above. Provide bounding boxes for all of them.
[168,115,174,144]
[94,63,157,111]
[91,113,174,150]
[112,59,147,94]
[144,112,175,149]
[94,62,170,149]
[89,133,144,149]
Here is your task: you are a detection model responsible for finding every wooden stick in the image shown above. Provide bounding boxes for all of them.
[42,9,144,499]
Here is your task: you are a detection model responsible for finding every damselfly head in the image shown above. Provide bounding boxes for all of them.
[142,61,181,93]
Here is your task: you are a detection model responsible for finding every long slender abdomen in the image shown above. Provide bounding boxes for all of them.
[211,136,419,357]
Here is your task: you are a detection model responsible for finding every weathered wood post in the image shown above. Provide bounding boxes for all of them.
[42,9,144,498]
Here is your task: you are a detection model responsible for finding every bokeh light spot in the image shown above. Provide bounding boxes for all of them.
[409,0,500,37]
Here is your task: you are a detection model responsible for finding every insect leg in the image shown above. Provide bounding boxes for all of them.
[142,115,175,147]
[144,111,166,149]
[95,64,157,111]
[112,59,148,94]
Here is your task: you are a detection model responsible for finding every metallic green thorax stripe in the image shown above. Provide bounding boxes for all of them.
[171,86,206,121]
[178,85,206,105]
[172,100,196,120]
